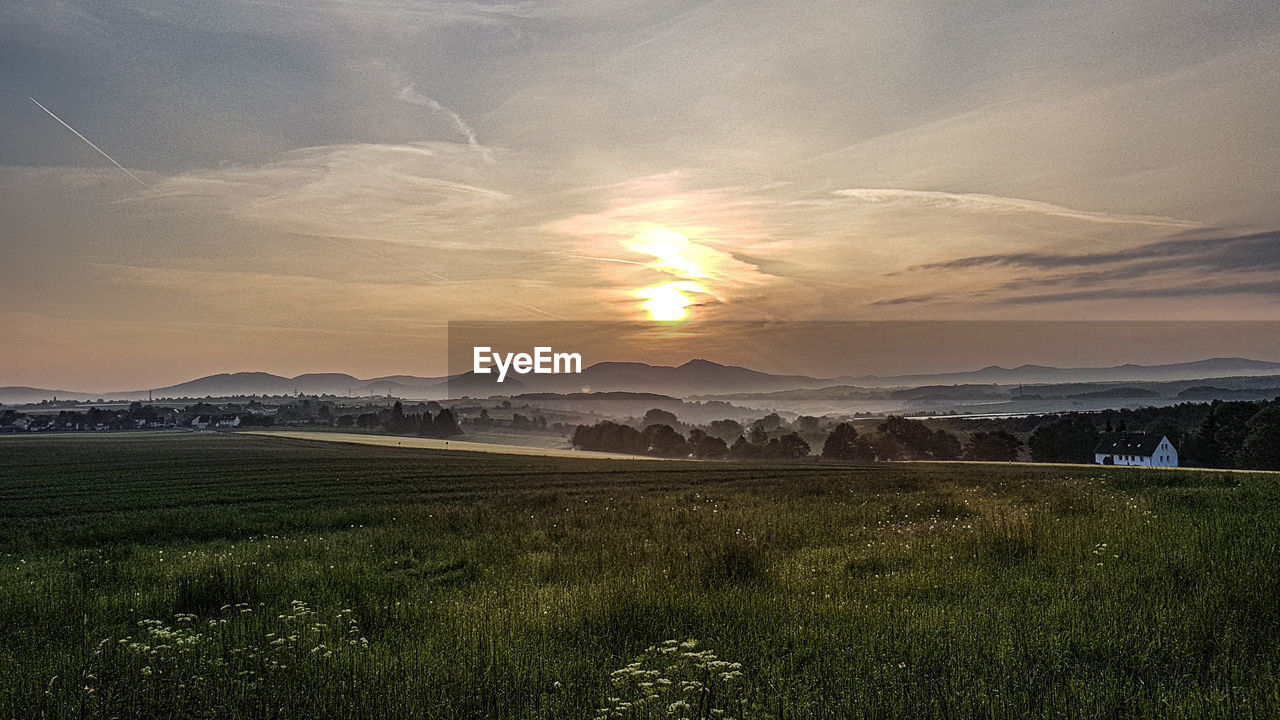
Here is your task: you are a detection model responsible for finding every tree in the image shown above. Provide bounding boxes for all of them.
[643,408,680,428]
[796,416,820,432]
[572,421,646,454]
[773,432,811,459]
[1028,415,1099,463]
[930,429,962,460]
[867,432,904,461]
[1202,401,1258,468]
[751,413,783,433]
[876,416,960,460]
[707,419,744,444]
[433,408,462,436]
[644,424,690,457]
[387,401,407,433]
[1240,405,1280,470]
[729,435,760,459]
[963,431,1023,462]
[822,423,863,460]
[691,433,728,460]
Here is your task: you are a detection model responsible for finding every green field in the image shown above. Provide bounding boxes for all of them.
[1,433,1277,719]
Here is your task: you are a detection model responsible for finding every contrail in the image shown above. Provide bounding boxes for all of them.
[29,97,149,187]
[395,84,496,165]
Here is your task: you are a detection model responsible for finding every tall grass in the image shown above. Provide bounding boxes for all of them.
[0,433,1277,718]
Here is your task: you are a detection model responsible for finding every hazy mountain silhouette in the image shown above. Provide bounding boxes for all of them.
[843,357,1280,387]
[5,357,1280,405]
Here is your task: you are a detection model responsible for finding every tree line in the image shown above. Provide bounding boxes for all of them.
[1021,400,1280,469]
[819,417,1021,462]
[571,413,1022,462]
[571,421,811,459]
[571,396,1280,469]
[350,401,461,438]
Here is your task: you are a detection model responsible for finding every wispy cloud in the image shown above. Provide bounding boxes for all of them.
[833,188,1193,228]
[396,83,496,165]
[997,281,1280,306]
[875,231,1280,309]
[920,231,1280,274]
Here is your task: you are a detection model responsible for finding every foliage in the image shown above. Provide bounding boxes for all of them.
[84,601,371,718]
[1240,405,1280,470]
[595,640,754,720]
[687,430,729,460]
[644,409,681,429]
[963,431,1023,462]
[645,425,691,458]
[875,416,962,460]
[573,420,648,454]
[821,422,873,462]
[1028,414,1100,463]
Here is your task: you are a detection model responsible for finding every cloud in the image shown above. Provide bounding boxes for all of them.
[869,293,941,307]
[396,83,496,165]
[832,188,1193,228]
[997,281,1280,306]
[148,142,513,245]
[920,231,1280,275]
[873,230,1280,310]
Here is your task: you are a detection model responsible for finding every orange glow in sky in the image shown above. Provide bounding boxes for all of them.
[624,227,713,321]
[635,281,705,322]
[625,228,708,279]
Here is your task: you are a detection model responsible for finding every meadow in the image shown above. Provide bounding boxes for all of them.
[1,432,1277,719]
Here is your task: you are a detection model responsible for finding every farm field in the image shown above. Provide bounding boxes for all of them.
[1,433,1278,719]
[242,429,660,460]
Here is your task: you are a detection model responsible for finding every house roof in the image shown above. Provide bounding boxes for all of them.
[1094,432,1166,456]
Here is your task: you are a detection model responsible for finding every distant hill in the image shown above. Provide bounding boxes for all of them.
[0,387,101,405]
[0,373,450,404]
[6,357,1280,406]
[445,359,832,398]
[845,358,1280,387]
[133,372,452,400]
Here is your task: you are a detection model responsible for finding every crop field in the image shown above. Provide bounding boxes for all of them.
[1,432,1277,719]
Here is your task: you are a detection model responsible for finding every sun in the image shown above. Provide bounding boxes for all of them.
[623,227,713,322]
[636,281,703,322]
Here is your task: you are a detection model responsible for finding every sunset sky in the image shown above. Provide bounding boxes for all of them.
[2,0,1279,390]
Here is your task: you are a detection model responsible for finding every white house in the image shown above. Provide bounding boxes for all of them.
[1094,433,1178,467]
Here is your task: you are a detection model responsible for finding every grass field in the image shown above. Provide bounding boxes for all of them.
[1,432,1277,719]
[242,429,666,460]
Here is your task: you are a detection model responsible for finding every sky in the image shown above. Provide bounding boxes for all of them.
[1,0,1279,390]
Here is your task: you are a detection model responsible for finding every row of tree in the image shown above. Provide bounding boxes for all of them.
[363,401,461,438]
[821,418,1022,462]
[571,421,812,459]
[1018,399,1280,469]
[571,415,1027,463]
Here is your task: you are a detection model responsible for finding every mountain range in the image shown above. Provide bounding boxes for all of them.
[4,357,1280,405]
